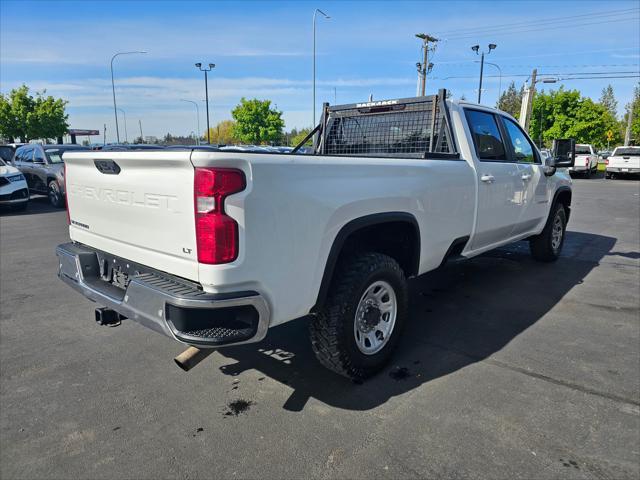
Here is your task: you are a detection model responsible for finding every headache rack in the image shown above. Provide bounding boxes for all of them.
[293,89,457,159]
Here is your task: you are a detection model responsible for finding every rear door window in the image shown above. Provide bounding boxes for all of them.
[464,110,507,161]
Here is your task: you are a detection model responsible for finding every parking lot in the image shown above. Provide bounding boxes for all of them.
[0,175,638,479]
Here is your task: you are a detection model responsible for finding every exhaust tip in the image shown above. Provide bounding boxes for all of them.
[174,346,214,372]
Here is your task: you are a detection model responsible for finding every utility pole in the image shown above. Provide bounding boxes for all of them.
[519,69,537,132]
[624,103,634,146]
[103,124,107,145]
[415,34,438,96]
[138,119,144,143]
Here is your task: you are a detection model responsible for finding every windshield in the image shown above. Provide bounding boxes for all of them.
[0,158,6,166]
[612,147,640,156]
[575,146,591,154]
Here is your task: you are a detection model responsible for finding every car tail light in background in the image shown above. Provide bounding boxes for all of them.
[605,158,609,165]
[194,167,245,264]
[64,162,70,225]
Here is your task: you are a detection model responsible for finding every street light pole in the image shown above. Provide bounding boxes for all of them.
[180,99,201,145]
[313,8,330,126]
[195,63,215,144]
[117,108,128,143]
[110,51,146,143]
[138,119,144,143]
[471,43,496,104]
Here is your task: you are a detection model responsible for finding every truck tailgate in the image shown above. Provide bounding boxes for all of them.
[64,151,199,281]
[608,155,640,169]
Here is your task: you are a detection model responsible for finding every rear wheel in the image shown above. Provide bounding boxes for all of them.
[530,203,567,262]
[48,180,64,208]
[309,252,408,380]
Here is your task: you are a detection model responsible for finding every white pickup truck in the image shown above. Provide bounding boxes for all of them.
[605,145,640,178]
[568,143,599,177]
[57,91,573,380]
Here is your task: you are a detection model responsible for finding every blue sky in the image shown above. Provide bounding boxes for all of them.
[1,0,639,142]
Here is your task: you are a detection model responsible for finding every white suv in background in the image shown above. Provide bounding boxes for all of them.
[0,158,29,210]
[569,144,598,177]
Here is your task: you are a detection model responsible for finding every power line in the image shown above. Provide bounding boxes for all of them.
[556,75,640,81]
[433,47,640,64]
[433,7,638,37]
[441,16,639,40]
[436,73,640,80]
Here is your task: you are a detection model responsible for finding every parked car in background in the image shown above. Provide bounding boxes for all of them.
[598,150,612,160]
[12,144,90,207]
[101,144,166,151]
[606,146,640,178]
[0,157,29,210]
[568,144,598,177]
[0,145,17,163]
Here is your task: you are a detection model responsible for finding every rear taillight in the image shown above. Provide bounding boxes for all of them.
[194,167,245,264]
[585,157,590,166]
[64,162,70,225]
[605,159,609,165]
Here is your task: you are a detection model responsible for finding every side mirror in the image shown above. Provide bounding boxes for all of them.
[550,138,575,168]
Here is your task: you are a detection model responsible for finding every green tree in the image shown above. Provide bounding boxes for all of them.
[31,90,69,141]
[0,85,35,142]
[231,98,284,144]
[623,83,640,144]
[0,85,68,142]
[496,81,524,118]
[206,120,239,144]
[599,84,618,118]
[530,87,621,148]
[291,128,312,147]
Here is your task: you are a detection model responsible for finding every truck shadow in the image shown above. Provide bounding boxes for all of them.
[217,231,616,412]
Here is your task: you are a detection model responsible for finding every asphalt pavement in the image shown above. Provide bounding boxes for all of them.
[1,175,639,479]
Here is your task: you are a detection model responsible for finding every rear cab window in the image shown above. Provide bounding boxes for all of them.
[575,145,592,155]
[464,109,507,161]
[612,147,640,156]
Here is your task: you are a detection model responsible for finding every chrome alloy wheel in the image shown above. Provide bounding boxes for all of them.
[551,213,564,251]
[353,280,397,355]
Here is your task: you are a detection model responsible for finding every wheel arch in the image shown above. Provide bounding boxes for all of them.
[553,186,572,221]
[313,212,420,310]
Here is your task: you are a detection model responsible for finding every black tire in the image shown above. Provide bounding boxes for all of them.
[529,203,567,262]
[309,252,408,380]
[605,172,612,179]
[48,180,64,208]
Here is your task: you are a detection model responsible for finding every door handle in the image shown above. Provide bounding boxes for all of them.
[521,173,532,181]
[480,174,495,184]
